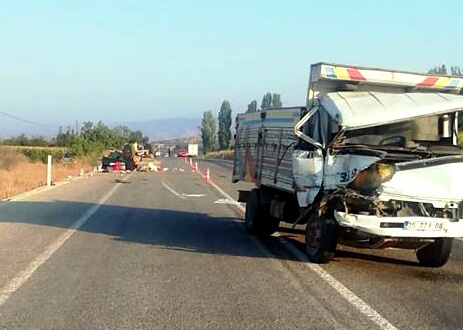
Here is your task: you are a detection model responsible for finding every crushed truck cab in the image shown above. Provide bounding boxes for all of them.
[233,62,463,267]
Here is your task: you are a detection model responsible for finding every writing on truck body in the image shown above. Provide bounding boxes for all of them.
[232,62,463,267]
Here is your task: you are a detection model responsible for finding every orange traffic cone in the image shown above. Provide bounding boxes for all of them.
[193,161,198,173]
[189,158,193,167]
[203,168,211,182]
[157,165,163,173]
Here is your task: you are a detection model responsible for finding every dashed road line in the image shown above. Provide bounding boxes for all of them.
[162,181,187,200]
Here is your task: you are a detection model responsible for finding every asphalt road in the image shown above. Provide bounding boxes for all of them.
[0,157,462,329]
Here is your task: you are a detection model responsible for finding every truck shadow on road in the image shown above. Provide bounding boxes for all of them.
[0,199,298,262]
[1,199,462,273]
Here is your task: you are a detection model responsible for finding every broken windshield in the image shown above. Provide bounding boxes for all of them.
[343,113,457,149]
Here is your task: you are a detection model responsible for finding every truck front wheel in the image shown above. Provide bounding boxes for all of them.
[416,238,453,267]
[305,212,337,264]
[245,188,279,236]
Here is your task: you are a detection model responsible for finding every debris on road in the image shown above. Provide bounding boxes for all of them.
[103,143,160,173]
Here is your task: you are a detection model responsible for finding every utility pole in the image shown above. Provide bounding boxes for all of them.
[75,119,79,135]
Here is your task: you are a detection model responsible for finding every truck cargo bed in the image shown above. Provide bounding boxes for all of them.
[232,107,303,193]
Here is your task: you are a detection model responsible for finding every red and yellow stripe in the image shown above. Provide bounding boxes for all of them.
[325,65,366,81]
[418,76,458,89]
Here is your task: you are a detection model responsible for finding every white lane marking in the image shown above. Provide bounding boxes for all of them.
[161,182,205,198]
[278,237,397,330]
[162,181,206,199]
[197,170,397,330]
[214,198,241,205]
[0,173,132,308]
[247,234,345,329]
[195,168,246,213]
[161,181,187,200]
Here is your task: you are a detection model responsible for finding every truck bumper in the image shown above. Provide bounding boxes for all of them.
[334,211,463,238]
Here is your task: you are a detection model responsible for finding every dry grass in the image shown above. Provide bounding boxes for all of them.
[205,149,234,160]
[0,147,27,171]
[0,148,93,199]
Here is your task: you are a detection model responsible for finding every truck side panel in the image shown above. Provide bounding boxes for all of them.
[233,108,302,193]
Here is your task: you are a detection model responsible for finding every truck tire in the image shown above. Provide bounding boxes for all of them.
[416,238,453,267]
[245,188,279,236]
[305,212,337,264]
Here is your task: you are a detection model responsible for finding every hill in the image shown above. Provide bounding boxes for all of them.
[115,117,201,140]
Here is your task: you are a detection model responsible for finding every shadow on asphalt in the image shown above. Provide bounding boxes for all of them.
[333,250,418,267]
[1,198,462,270]
[282,237,422,267]
[0,199,299,262]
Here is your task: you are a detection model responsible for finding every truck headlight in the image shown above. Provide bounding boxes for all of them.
[348,163,395,193]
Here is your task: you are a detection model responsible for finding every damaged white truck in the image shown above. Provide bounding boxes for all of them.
[233,62,463,267]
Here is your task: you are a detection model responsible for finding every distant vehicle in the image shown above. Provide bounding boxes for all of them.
[177,150,188,158]
[102,143,138,172]
[188,144,199,157]
[233,62,463,267]
[62,152,75,163]
[102,153,126,172]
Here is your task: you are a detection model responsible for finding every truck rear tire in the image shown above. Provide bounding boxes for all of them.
[245,188,279,236]
[416,238,453,267]
[305,212,337,264]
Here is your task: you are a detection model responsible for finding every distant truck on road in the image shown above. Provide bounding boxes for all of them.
[188,144,198,157]
[233,62,463,267]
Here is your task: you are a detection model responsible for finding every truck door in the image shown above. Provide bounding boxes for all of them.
[292,108,328,207]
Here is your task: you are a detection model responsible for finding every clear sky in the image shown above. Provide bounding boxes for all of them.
[1,0,462,132]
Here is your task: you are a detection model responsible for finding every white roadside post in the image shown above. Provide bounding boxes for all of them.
[46,155,52,187]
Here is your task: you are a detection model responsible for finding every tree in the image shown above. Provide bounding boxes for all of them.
[80,121,122,149]
[217,100,232,150]
[200,110,217,154]
[128,130,144,144]
[56,128,77,147]
[261,92,272,110]
[246,100,258,113]
[451,66,463,77]
[112,125,132,142]
[428,65,447,75]
[142,135,150,145]
[272,93,282,108]
[441,64,447,75]
[2,134,51,147]
[110,126,149,146]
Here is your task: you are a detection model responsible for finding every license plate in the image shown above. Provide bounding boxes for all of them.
[403,220,444,231]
